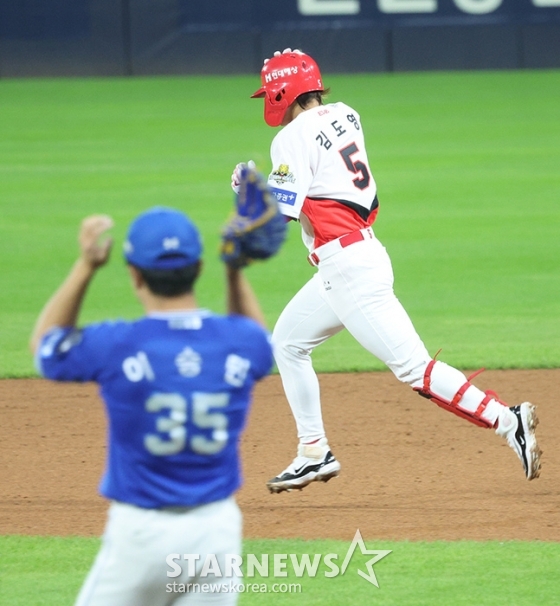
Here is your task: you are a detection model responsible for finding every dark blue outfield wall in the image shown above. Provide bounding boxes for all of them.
[0,0,559,77]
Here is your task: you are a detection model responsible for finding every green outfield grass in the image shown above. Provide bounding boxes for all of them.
[1,70,559,376]
[2,535,559,605]
[2,69,559,604]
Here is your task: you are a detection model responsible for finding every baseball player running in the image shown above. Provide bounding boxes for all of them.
[232,48,542,494]
[30,203,275,605]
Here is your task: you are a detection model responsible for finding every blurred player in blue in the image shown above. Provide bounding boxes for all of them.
[30,206,274,605]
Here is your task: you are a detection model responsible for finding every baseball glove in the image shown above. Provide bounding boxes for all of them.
[221,165,287,268]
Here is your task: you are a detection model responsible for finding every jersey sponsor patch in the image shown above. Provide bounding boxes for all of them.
[270,164,296,185]
[168,316,203,330]
[270,186,297,206]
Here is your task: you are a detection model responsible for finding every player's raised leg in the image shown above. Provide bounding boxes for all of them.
[270,273,344,493]
[320,237,541,480]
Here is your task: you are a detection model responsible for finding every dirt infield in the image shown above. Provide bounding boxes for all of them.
[1,371,558,541]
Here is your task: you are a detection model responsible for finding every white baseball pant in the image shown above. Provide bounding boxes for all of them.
[272,228,502,441]
[75,497,242,606]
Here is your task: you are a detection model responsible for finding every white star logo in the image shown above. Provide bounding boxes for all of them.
[340,529,392,587]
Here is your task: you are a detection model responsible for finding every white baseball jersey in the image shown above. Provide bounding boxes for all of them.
[267,102,379,252]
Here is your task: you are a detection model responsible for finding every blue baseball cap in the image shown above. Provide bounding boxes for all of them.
[123,207,202,270]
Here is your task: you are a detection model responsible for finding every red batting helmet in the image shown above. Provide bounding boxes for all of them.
[251,50,324,127]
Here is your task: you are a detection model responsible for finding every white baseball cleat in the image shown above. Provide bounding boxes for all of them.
[267,438,341,494]
[496,402,542,480]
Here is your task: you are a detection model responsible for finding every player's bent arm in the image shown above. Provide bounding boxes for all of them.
[30,258,96,354]
[30,215,114,354]
[225,265,267,328]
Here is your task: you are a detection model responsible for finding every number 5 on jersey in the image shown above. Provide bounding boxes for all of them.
[339,143,370,190]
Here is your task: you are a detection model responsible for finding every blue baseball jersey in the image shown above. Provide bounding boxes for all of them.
[36,310,273,509]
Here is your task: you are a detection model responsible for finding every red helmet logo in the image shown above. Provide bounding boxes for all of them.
[251,51,323,127]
